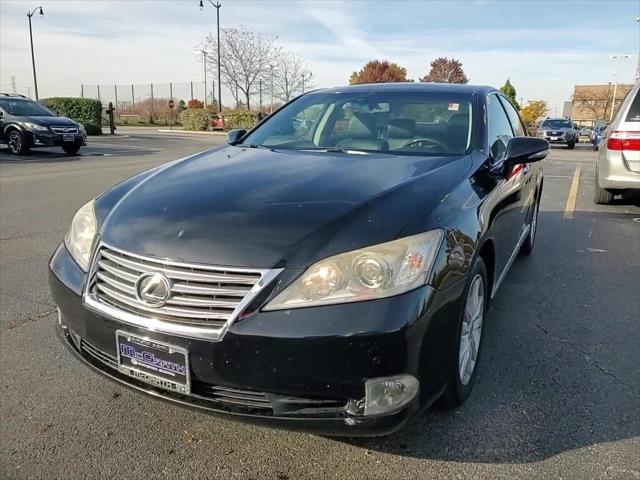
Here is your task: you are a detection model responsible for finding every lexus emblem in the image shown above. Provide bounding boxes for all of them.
[135,272,172,307]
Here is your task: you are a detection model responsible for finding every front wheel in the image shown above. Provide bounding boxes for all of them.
[62,143,82,155]
[441,257,487,407]
[7,130,29,155]
[567,141,575,150]
[520,195,540,256]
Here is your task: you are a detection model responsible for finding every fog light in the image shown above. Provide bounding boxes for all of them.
[363,374,419,416]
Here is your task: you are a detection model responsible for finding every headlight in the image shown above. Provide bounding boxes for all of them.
[64,200,97,271]
[22,122,49,132]
[78,124,86,134]
[264,230,443,310]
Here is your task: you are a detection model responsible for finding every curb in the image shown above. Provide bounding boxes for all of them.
[157,129,227,136]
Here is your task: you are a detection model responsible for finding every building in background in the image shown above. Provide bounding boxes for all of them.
[570,83,634,127]
[562,101,572,118]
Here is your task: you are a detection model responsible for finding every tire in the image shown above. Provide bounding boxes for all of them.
[62,143,82,155]
[593,171,614,205]
[441,256,488,407]
[6,129,29,155]
[567,141,575,150]
[520,194,540,256]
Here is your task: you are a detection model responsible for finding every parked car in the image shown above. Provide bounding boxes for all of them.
[594,83,640,204]
[211,114,224,130]
[49,83,547,436]
[0,93,87,155]
[537,117,579,149]
[591,125,607,151]
[579,126,593,140]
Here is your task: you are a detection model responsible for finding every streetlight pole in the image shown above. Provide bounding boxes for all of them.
[270,65,275,113]
[200,1,222,111]
[201,50,207,105]
[609,54,630,121]
[635,17,640,84]
[27,6,44,100]
[302,72,312,94]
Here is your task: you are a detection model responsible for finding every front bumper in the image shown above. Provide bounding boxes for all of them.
[27,131,87,147]
[539,133,572,144]
[49,244,464,436]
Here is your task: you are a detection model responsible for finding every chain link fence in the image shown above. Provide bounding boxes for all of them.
[81,81,214,125]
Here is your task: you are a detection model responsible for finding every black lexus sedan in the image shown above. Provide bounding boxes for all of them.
[49,83,547,436]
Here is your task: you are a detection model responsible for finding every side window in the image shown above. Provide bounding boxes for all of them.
[499,96,526,136]
[486,94,514,162]
[625,90,640,122]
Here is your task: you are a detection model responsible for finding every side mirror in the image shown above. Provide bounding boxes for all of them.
[226,129,246,145]
[505,137,549,164]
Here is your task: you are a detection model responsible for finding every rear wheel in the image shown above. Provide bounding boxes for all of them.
[62,143,82,155]
[520,194,540,256]
[593,167,614,205]
[7,130,29,155]
[441,257,487,407]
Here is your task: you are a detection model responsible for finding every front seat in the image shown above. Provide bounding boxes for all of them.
[383,119,416,150]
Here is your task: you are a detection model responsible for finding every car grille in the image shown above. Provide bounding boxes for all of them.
[51,126,79,134]
[88,245,264,330]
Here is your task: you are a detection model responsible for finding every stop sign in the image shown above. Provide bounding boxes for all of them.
[168,99,175,109]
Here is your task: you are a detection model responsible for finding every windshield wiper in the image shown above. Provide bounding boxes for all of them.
[240,143,270,149]
[300,147,370,154]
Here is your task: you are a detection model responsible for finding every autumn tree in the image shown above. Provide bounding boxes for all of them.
[500,79,520,110]
[201,26,280,110]
[421,57,469,84]
[520,100,550,126]
[349,60,408,84]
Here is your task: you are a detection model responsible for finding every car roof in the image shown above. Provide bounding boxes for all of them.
[313,82,495,96]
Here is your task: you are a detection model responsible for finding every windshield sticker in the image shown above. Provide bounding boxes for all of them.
[448,103,459,111]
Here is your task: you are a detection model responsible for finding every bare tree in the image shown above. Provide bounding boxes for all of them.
[201,26,280,110]
[272,52,313,102]
[572,87,613,121]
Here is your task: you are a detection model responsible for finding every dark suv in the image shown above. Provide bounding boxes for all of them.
[537,117,579,149]
[0,94,87,155]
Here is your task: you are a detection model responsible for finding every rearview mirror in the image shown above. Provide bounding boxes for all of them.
[505,137,549,164]
[226,129,246,145]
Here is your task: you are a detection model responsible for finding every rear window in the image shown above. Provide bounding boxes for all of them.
[625,91,640,122]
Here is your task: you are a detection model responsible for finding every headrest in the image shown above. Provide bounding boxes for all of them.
[386,119,416,139]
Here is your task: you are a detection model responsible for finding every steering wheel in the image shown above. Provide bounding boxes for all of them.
[401,137,451,153]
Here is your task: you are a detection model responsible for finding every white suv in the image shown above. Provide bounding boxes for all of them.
[594,84,640,204]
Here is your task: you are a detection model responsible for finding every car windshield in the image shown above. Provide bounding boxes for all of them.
[240,90,474,156]
[0,99,54,116]
[541,119,571,128]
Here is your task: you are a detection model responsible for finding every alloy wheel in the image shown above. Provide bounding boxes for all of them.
[8,132,21,154]
[459,274,484,386]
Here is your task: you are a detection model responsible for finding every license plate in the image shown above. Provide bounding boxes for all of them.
[63,134,74,142]
[549,136,558,141]
[116,331,190,394]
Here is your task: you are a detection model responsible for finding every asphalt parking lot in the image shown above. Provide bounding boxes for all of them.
[1,133,639,480]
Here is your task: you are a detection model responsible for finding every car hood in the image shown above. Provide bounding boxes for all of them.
[100,146,471,268]
[13,115,78,127]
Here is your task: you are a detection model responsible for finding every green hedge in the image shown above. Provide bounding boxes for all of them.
[222,110,260,131]
[40,97,102,135]
[178,109,210,131]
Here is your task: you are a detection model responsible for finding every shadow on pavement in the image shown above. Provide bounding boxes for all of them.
[339,208,639,463]
[0,145,154,163]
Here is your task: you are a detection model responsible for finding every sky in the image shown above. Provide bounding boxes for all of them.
[1,0,639,114]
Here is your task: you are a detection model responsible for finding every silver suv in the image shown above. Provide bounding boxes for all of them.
[594,84,640,204]
[537,117,579,149]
